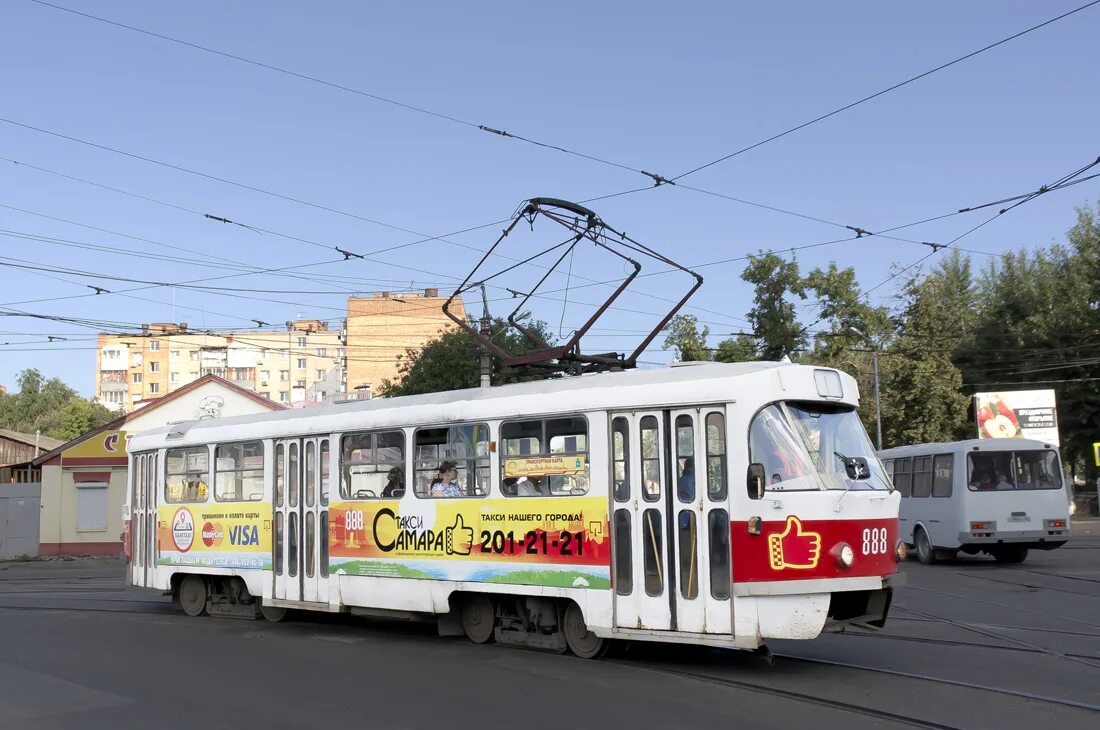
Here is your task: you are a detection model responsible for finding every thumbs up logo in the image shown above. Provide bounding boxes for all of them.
[768,516,821,570]
[445,514,474,556]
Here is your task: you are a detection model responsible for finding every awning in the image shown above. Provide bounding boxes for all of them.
[72,471,113,484]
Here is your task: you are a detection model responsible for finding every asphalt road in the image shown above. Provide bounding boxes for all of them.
[1,530,1098,730]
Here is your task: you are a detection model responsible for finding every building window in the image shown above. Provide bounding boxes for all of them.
[261,370,270,383]
[76,485,108,531]
[132,372,142,384]
[260,392,270,400]
[319,391,326,400]
[149,340,160,351]
[296,358,306,369]
[280,370,288,381]
[500,416,589,497]
[215,442,265,501]
[279,391,289,403]
[297,337,307,347]
[149,361,160,373]
[336,349,345,358]
[149,383,160,394]
[169,372,179,384]
[315,347,327,357]
[190,351,199,362]
[316,369,326,380]
[170,350,180,360]
[296,379,306,388]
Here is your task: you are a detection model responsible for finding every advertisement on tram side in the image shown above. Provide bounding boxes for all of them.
[155,504,272,570]
[974,389,1059,445]
[328,496,611,589]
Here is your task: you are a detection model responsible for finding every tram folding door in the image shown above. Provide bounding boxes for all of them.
[130,452,158,587]
[610,408,732,635]
[273,437,329,604]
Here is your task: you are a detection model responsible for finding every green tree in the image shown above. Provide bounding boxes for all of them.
[741,252,807,360]
[378,318,558,397]
[0,368,115,440]
[662,314,713,362]
[713,334,759,363]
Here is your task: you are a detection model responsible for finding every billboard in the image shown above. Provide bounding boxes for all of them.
[974,390,1059,446]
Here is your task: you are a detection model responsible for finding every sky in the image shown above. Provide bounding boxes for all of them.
[1,0,1098,397]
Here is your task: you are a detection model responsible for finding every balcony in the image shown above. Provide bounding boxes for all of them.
[100,381,129,392]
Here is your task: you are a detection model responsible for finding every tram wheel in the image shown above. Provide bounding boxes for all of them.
[178,575,208,617]
[260,604,288,623]
[915,528,937,565]
[563,602,607,659]
[461,595,496,644]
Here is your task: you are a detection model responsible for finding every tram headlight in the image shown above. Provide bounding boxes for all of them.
[834,542,855,569]
[895,540,908,562]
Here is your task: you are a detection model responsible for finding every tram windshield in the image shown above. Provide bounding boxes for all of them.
[750,402,890,491]
[967,450,1062,491]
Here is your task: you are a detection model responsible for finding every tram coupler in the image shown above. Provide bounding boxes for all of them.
[753,645,775,666]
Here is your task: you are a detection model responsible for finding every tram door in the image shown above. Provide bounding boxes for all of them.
[273,438,330,604]
[130,452,158,587]
[610,408,732,634]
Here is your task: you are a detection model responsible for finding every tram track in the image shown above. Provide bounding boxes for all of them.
[955,571,1100,597]
[903,585,1100,630]
[887,614,1100,639]
[839,627,1100,664]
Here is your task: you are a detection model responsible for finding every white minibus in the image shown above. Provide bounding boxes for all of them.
[878,438,1070,564]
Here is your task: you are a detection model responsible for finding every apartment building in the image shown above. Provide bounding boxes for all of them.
[96,290,465,412]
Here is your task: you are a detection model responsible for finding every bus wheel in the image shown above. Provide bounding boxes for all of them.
[993,546,1028,564]
[915,528,937,565]
[260,604,288,623]
[178,576,208,617]
[461,595,496,644]
[563,602,607,659]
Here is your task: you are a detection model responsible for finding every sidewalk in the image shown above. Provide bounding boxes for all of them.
[1070,515,1100,536]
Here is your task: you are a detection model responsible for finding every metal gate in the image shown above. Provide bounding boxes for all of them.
[0,483,41,559]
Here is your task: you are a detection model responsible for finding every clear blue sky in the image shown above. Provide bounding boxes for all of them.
[2,0,1098,396]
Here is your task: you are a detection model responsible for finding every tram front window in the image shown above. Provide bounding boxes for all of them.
[750,403,889,492]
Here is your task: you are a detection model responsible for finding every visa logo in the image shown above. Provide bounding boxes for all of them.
[229,525,260,546]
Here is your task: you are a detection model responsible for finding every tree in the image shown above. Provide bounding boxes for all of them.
[662,314,712,362]
[0,368,116,440]
[377,318,558,397]
[741,252,808,360]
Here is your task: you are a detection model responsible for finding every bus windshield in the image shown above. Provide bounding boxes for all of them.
[967,450,1062,491]
[750,402,890,491]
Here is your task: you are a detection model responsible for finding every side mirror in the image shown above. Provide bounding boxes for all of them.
[747,463,766,500]
[844,456,871,480]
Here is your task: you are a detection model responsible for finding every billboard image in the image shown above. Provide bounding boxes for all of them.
[974,390,1059,446]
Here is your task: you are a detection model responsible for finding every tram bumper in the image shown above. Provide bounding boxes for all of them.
[823,574,904,632]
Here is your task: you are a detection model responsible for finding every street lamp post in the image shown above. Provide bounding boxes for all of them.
[848,326,882,450]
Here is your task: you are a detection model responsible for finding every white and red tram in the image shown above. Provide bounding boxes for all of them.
[125,361,903,657]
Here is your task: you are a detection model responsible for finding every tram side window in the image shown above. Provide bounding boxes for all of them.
[341,431,405,499]
[165,446,209,503]
[501,416,589,497]
[414,424,490,498]
[706,412,727,501]
[675,415,695,502]
[911,456,932,498]
[931,454,954,498]
[214,442,265,501]
[612,417,630,502]
[641,416,661,502]
[892,458,912,497]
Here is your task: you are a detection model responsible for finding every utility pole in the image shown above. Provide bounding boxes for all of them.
[478,283,492,388]
[848,326,883,450]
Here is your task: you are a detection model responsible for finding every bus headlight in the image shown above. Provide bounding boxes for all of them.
[835,543,855,569]
[895,540,908,562]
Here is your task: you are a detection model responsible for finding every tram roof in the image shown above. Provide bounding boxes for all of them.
[134,361,804,444]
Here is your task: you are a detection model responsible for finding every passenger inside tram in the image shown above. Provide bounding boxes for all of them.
[430,461,464,498]
[380,466,405,498]
[677,457,695,501]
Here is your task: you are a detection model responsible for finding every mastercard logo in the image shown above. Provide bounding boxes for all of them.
[202,521,225,547]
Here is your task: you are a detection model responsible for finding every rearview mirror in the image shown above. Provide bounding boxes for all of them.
[844,456,871,480]
[747,463,766,500]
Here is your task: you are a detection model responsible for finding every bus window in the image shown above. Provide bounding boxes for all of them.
[165,447,209,503]
[893,458,912,497]
[932,454,954,498]
[214,442,264,502]
[414,424,489,498]
[341,431,405,499]
[1014,451,1062,490]
[501,416,589,497]
[911,456,932,498]
[612,418,630,503]
[705,412,727,501]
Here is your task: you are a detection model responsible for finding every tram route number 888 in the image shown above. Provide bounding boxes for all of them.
[862,528,888,556]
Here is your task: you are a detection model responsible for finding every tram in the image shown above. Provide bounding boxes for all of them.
[125,361,904,657]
